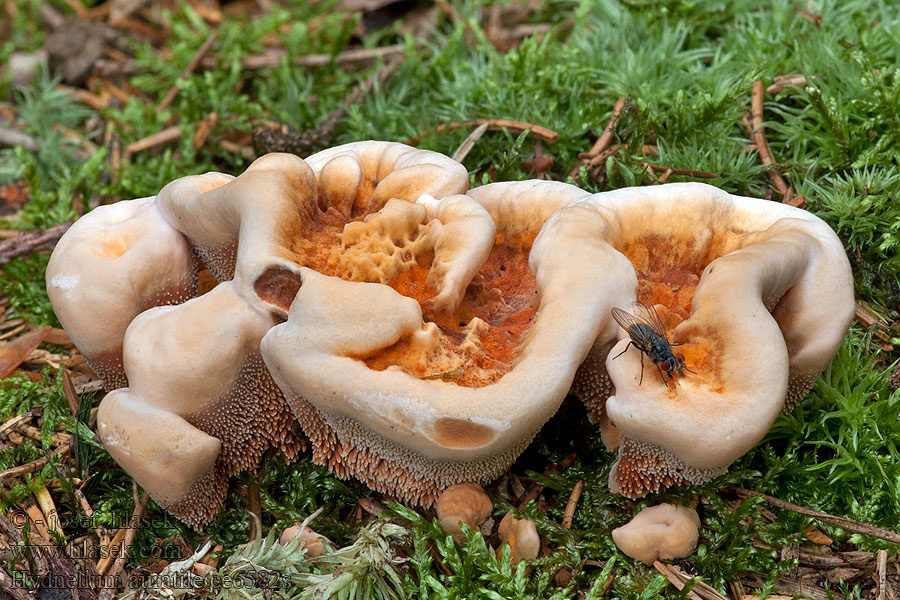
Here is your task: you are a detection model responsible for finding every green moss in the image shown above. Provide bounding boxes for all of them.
[743,331,900,550]
[0,254,59,327]
[0,0,899,596]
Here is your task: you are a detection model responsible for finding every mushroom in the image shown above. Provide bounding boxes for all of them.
[155,153,313,313]
[414,193,497,312]
[157,142,470,317]
[435,482,493,543]
[96,281,303,528]
[84,141,470,527]
[496,512,540,564]
[305,140,470,219]
[465,180,591,243]
[612,503,700,564]
[280,523,330,558]
[260,177,632,506]
[46,197,198,390]
[467,181,629,447]
[51,151,854,529]
[545,183,854,496]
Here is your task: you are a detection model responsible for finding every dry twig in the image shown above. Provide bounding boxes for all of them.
[96,526,128,575]
[74,486,94,517]
[585,143,658,167]
[0,441,71,482]
[0,412,32,438]
[158,32,218,112]
[796,8,822,27]
[875,550,890,600]
[748,81,806,208]
[17,495,51,540]
[0,224,72,267]
[17,424,71,446]
[109,16,168,42]
[99,483,150,600]
[731,487,900,545]
[653,561,731,600]
[240,43,404,70]
[588,97,627,157]
[34,485,64,538]
[0,323,30,342]
[124,126,181,156]
[409,118,559,146]
[740,571,841,600]
[75,379,104,395]
[220,139,256,160]
[561,480,583,529]
[766,74,816,95]
[63,86,109,111]
[854,302,893,347]
[598,572,615,596]
[749,81,789,194]
[192,111,218,151]
[644,163,717,179]
[451,121,490,162]
[569,97,629,178]
[0,126,38,152]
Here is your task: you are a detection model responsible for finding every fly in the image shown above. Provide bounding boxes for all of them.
[610,301,688,387]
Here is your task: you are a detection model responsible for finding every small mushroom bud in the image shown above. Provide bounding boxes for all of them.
[280,523,330,558]
[497,512,540,564]
[611,503,700,564]
[436,482,493,544]
[191,562,213,577]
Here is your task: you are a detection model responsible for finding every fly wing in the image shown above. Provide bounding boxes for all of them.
[611,306,640,331]
[630,301,669,341]
[611,306,656,347]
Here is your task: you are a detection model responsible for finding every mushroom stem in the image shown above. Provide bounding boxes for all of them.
[97,392,221,506]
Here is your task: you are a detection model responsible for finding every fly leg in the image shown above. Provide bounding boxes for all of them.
[612,341,651,386]
[613,340,639,360]
[655,362,672,389]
